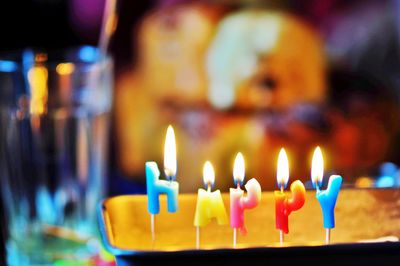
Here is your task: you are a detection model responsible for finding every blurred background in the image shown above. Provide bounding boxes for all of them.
[2,0,400,262]
[1,0,400,193]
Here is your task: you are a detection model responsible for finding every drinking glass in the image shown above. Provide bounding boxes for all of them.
[0,46,112,265]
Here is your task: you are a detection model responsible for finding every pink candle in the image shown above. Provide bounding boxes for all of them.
[230,152,261,236]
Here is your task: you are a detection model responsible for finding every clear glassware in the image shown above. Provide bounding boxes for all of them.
[0,46,113,265]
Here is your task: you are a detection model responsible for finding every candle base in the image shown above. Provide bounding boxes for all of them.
[326,229,331,245]
[151,214,155,242]
[196,227,200,250]
[233,228,237,248]
[279,230,284,246]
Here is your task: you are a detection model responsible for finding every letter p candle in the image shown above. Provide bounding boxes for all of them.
[230,152,261,248]
[274,148,306,246]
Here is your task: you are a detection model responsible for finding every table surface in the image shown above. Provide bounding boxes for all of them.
[99,188,400,252]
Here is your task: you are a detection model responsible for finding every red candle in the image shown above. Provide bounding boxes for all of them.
[274,148,306,242]
[275,180,306,234]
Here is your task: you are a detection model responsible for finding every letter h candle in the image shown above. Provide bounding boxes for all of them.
[146,125,179,241]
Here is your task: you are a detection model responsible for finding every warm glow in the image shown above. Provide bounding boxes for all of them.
[311,146,324,185]
[355,177,374,188]
[203,161,215,187]
[56,63,75,75]
[233,152,245,185]
[28,66,48,115]
[277,148,289,188]
[164,125,177,179]
[35,53,47,63]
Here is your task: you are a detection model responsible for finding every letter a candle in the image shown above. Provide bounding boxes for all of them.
[145,125,179,241]
[194,161,228,249]
[311,147,343,244]
[230,152,261,248]
[274,148,306,246]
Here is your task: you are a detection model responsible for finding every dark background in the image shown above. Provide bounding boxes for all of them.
[0,0,154,74]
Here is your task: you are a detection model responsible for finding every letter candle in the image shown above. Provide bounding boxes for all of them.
[311,147,343,244]
[230,152,262,248]
[274,148,306,246]
[146,125,179,241]
[194,161,228,249]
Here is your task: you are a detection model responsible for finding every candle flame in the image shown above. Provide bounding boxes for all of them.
[233,152,245,186]
[203,161,215,188]
[277,148,289,189]
[164,125,177,180]
[311,146,324,186]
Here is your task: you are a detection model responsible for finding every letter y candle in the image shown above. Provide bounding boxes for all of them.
[311,147,343,244]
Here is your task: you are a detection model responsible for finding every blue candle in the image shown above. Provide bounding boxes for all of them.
[312,146,343,238]
[146,161,179,214]
[146,125,179,215]
[316,175,343,228]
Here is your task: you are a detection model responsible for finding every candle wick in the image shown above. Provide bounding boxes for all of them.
[167,173,175,183]
[280,184,284,193]
[237,182,240,189]
[165,168,174,182]
[207,183,211,192]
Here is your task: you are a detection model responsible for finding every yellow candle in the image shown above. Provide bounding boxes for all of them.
[194,161,228,227]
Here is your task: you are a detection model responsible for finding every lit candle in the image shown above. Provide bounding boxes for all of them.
[146,125,179,240]
[274,148,306,245]
[230,152,261,248]
[311,146,342,244]
[194,161,228,249]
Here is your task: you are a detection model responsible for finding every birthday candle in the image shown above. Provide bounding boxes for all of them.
[194,161,228,227]
[194,161,228,249]
[311,147,342,243]
[230,152,261,246]
[145,161,178,214]
[146,126,179,240]
[146,126,179,214]
[274,148,306,244]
